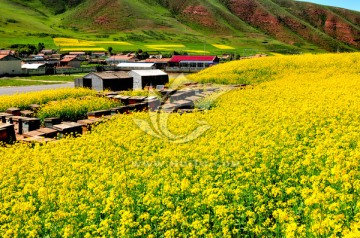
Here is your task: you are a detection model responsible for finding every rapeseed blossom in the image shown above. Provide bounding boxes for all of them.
[0,53,359,236]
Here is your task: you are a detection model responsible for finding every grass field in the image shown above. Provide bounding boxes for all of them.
[0,79,58,87]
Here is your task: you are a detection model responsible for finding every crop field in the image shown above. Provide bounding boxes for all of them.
[52,37,239,54]
[1,53,360,237]
[0,88,96,112]
[54,38,135,52]
[212,44,235,50]
[36,97,121,122]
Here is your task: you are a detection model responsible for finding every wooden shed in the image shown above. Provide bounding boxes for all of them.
[76,71,133,91]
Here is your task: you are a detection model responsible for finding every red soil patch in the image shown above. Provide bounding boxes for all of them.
[182,5,218,28]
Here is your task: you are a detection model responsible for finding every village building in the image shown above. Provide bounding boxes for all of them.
[76,70,169,91]
[60,55,82,68]
[51,54,62,60]
[117,62,155,71]
[106,54,138,65]
[0,50,15,55]
[21,63,46,75]
[129,70,169,90]
[166,55,219,72]
[40,49,54,55]
[75,72,133,91]
[92,52,106,58]
[69,52,86,57]
[0,55,22,76]
[144,58,171,69]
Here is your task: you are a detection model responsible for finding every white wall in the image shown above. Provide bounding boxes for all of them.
[0,61,22,75]
[129,72,142,90]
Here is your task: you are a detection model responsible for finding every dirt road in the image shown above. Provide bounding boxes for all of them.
[0,83,74,96]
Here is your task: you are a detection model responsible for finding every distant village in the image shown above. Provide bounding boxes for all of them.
[0,48,268,92]
[0,48,224,76]
[0,48,267,77]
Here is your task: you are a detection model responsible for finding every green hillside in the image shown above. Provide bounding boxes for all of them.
[0,0,359,54]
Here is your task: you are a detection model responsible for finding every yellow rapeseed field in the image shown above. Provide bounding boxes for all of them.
[36,97,121,122]
[60,48,107,52]
[54,38,95,47]
[189,52,360,85]
[0,88,96,111]
[1,53,360,237]
[212,44,235,50]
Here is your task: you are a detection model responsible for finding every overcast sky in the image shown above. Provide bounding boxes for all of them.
[297,0,360,12]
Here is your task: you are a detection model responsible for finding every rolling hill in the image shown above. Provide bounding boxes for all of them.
[0,0,359,53]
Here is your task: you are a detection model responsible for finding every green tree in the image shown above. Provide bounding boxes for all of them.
[108,46,113,55]
[37,43,45,53]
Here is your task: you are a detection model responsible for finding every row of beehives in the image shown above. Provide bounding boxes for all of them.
[0,86,222,144]
[100,86,221,113]
[0,108,111,144]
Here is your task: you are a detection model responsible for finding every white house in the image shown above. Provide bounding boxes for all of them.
[129,70,169,90]
[0,55,22,76]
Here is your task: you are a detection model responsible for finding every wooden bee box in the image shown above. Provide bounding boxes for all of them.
[87,110,111,119]
[6,108,21,116]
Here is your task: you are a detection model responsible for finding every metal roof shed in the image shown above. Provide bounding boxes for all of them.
[77,71,133,91]
[129,70,169,90]
[21,63,46,70]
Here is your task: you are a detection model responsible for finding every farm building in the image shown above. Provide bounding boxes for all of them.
[106,54,137,65]
[0,55,22,76]
[166,55,219,72]
[60,55,82,68]
[75,72,133,91]
[22,63,46,75]
[129,70,169,90]
[92,52,106,58]
[0,50,15,55]
[144,58,171,69]
[69,52,86,57]
[117,62,155,71]
[40,49,54,55]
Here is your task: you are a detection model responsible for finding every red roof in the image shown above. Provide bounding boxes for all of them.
[0,50,11,55]
[60,56,78,62]
[110,55,136,60]
[0,55,7,60]
[169,55,217,63]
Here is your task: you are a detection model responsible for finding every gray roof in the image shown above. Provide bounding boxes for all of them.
[85,71,132,80]
[130,69,168,76]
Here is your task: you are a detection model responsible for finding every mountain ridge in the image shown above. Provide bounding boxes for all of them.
[0,0,359,52]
